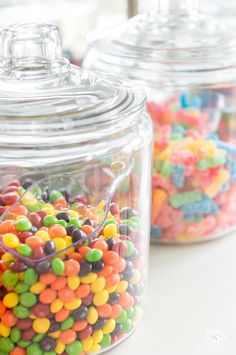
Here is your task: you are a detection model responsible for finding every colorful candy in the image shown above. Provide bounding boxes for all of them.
[148,93,236,242]
[0,180,144,354]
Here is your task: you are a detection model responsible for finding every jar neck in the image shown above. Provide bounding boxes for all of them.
[156,0,200,16]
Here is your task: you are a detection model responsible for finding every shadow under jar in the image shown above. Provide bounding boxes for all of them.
[84,0,236,244]
[0,23,153,354]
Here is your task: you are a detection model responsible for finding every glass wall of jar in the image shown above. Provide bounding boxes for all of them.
[84,0,236,243]
[0,23,153,354]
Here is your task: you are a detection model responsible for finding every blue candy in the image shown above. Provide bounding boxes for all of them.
[151,225,162,238]
[182,194,219,216]
[180,93,201,109]
[172,165,186,189]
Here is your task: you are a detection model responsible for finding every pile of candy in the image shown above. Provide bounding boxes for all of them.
[0,180,144,354]
[148,93,236,242]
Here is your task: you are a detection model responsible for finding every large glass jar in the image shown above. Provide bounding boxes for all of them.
[0,23,153,354]
[84,0,236,244]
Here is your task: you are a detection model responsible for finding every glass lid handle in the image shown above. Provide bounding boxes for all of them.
[157,0,200,16]
[0,23,70,78]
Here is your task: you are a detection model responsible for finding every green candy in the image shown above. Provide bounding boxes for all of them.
[121,319,133,333]
[14,282,29,294]
[2,270,18,288]
[23,268,38,286]
[17,340,31,348]
[116,309,128,324]
[169,191,201,208]
[13,305,30,319]
[51,258,65,276]
[160,160,173,177]
[15,218,32,232]
[61,316,74,330]
[0,337,14,352]
[33,334,45,343]
[66,341,82,355]
[57,220,68,228]
[124,240,135,257]
[100,334,111,348]
[103,219,116,227]
[85,249,103,263]
[27,343,43,355]
[31,185,42,197]
[27,201,45,212]
[49,190,64,203]
[122,219,137,229]
[170,132,183,140]
[68,218,82,228]
[196,156,226,171]
[20,292,37,307]
[126,307,135,319]
[154,159,163,172]
[10,327,22,343]
[45,352,56,355]
[43,215,58,227]
[17,244,32,257]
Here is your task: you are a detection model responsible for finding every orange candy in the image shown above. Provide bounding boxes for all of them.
[51,276,67,291]
[54,198,67,209]
[49,225,67,239]
[80,225,94,235]
[60,329,77,344]
[58,287,75,302]
[39,288,57,304]
[75,284,90,298]
[10,204,28,216]
[25,236,43,249]
[103,251,119,265]
[106,273,120,286]
[0,301,6,315]
[10,347,26,355]
[118,292,131,308]
[55,308,70,322]
[64,259,80,276]
[110,304,123,319]
[40,272,57,285]
[98,265,113,278]
[79,246,91,257]
[0,220,16,234]
[92,240,108,252]
[1,310,17,327]
[72,320,88,332]
[96,303,112,318]
[68,252,83,262]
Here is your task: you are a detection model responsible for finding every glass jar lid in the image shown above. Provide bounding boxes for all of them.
[86,0,236,88]
[0,23,144,122]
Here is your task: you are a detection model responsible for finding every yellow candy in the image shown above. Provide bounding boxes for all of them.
[1,253,14,262]
[87,307,99,325]
[103,319,116,334]
[49,330,61,339]
[35,230,50,243]
[29,314,37,319]
[205,170,230,198]
[105,285,117,293]
[33,318,50,334]
[67,276,80,290]
[116,280,128,293]
[92,329,103,344]
[30,282,46,294]
[158,147,171,160]
[65,236,72,246]
[152,188,167,222]
[41,207,54,215]
[15,216,27,221]
[87,344,101,353]
[55,340,65,354]
[51,299,64,313]
[3,292,19,308]
[53,238,67,252]
[91,277,105,293]
[2,233,19,248]
[129,269,141,285]
[80,273,97,284]
[0,323,11,337]
[104,224,117,238]
[82,336,93,352]
[69,210,79,219]
[93,290,109,307]
[64,298,82,311]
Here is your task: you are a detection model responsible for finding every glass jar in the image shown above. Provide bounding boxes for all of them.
[84,0,236,244]
[0,23,153,354]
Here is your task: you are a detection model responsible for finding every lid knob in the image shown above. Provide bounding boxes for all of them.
[0,23,70,78]
[157,0,199,15]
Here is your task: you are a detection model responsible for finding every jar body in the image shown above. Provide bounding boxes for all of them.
[84,50,236,243]
[0,111,153,353]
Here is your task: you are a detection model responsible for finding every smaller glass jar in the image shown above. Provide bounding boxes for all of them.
[85,0,236,244]
[0,23,153,354]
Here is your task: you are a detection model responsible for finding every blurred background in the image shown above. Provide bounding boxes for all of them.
[0,0,228,62]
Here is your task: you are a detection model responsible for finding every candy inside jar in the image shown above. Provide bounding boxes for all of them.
[149,92,236,242]
[84,0,236,243]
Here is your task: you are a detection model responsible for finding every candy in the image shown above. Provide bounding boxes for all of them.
[149,93,236,242]
[0,181,144,355]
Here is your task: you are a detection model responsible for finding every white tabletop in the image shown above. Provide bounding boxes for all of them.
[108,234,236,355]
